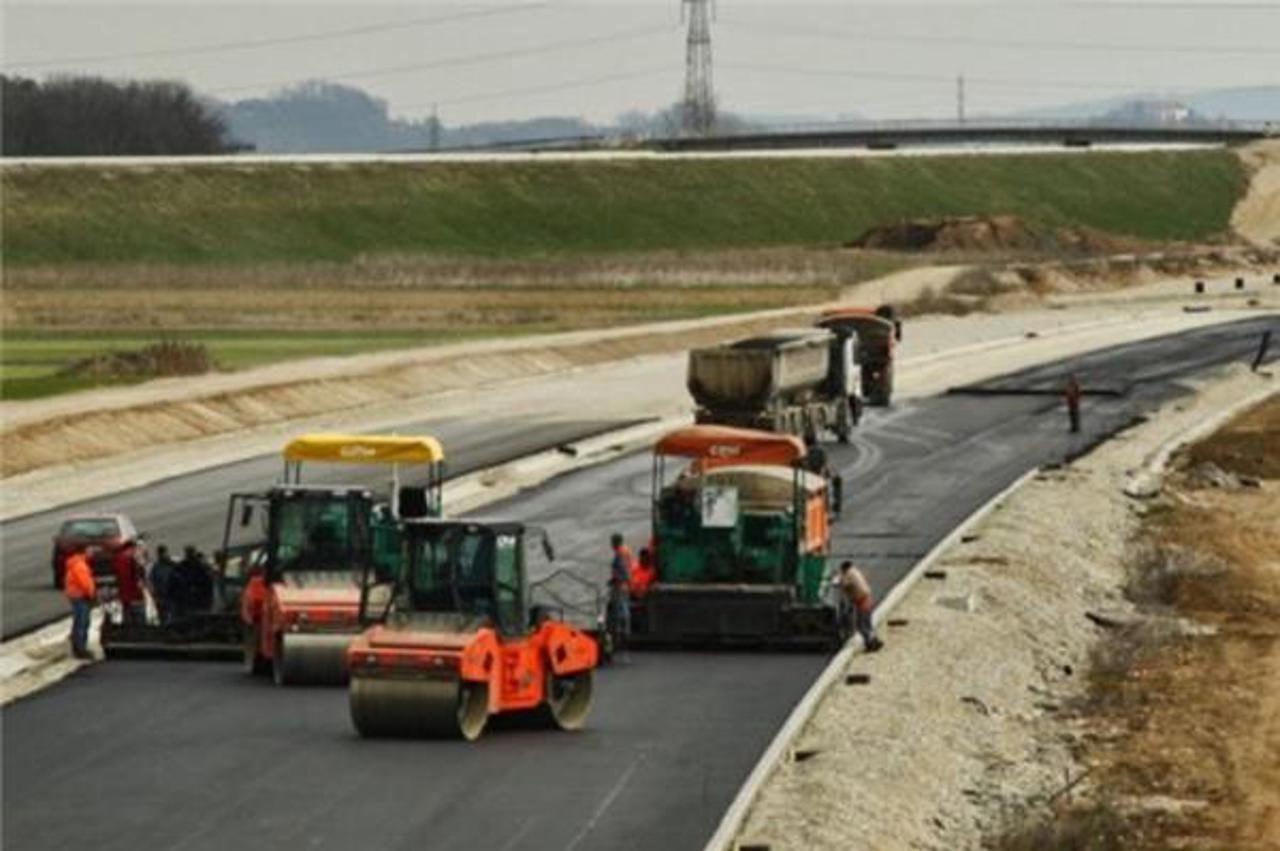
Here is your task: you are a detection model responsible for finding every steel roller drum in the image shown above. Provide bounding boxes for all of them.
[273,633,354,686]
[350,673,491,740]
[542,671,594,731]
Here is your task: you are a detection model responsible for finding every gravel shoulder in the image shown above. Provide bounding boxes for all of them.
[735,363,1276,851]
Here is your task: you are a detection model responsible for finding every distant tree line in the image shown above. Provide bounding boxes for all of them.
[1,74,768,157]
[1,75,241,156]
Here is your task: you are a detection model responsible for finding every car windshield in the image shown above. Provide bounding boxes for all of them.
[272,497,357,573]
[61,518,120,539]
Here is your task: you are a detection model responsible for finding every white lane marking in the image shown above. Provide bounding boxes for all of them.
[564,750,647,851]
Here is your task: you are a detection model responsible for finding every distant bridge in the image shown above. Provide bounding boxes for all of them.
[646,122,1272,153]
[2,123,1270,167]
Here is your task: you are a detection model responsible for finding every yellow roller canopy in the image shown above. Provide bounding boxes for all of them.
[282,434,445,465]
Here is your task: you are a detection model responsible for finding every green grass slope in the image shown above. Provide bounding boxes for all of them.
[1,150,1244,265]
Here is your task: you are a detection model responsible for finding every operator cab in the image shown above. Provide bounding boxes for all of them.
[266,486,374,581]
[372,520,529,637]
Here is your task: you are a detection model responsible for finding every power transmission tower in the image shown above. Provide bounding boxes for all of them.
[681,0,715,136]
[956,74,966,125]
[430,103,441,151]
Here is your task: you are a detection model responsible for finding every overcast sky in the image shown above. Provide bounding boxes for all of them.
[2,1,1276,124]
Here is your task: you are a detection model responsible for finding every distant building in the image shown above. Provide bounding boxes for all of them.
[1099,99,1201,128]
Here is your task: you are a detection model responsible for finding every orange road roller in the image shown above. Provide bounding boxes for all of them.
[348,519,599,740]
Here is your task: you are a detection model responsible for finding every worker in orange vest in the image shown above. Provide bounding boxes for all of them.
[630,547,658,600]
[64,545,97,659]
[1064,374,1083,434]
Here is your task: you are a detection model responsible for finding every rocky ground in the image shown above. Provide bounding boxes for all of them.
[736,365,1276,851]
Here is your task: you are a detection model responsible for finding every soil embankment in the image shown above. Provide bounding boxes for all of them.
[1233,140,1280,249]
[1,150,1243,266]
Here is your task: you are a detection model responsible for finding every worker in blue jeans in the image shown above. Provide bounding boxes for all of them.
[608,533,634,646]
[64,545,98,659]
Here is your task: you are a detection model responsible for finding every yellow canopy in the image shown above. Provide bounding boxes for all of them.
[282,434,445,465]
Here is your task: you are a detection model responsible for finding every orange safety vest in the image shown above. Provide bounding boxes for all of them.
[629,563,657,598]
[64,553,97,601]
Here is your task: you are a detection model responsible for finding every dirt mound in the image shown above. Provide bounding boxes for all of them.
[847,215,1138,254]
[63,341,212,379]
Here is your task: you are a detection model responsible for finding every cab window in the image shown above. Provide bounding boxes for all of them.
[493,533,524,635]
[272,498,354,573]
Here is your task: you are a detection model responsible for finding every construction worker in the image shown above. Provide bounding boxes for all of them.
[64,544,97,659]
[608,533,634,641]
[837,561,883,652]
[630,547,658,600]
[112,540,146,625]
[171,545,214,618]
[149,544,178,624]
[1064,374,1083,434]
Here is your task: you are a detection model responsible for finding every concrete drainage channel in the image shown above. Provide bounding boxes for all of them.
[0,415,685,706]
[703,380,1280,851]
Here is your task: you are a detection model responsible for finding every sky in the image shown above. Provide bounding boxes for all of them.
[1,1,1277,125]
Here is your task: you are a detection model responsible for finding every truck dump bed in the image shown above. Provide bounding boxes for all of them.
[687,329,832,410]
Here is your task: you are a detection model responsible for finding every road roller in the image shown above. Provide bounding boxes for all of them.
[239,433,446,686]
[348,519,600,740]
[631,424,847,650]
[101,433,446,667]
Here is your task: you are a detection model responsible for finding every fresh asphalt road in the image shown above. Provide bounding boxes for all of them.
[4,316,1277,851]
[1,417,639,639]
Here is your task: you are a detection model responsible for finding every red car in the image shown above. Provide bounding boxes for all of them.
[51,513,139,589]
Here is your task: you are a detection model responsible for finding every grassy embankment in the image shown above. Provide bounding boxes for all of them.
[0,150,1246,399]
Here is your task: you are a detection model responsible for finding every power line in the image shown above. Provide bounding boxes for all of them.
[719,19,1279,56]
[722,62,1149,92]
[400,66,676,112]
[1,3,567,71]
[209,25,672,97]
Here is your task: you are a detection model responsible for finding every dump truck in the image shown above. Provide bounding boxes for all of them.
[348,519,600,740]
[630,425,845,649]
[817,306,901,406]
[100,433,445,682]
[688,329,858,444]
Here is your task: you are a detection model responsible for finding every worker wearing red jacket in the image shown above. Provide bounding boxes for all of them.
[64,546,97,659]
[113,540,146,625]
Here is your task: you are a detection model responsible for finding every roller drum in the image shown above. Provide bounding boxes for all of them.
[273,632,353,686]
[350,674,490,741]
[540,670,594,731]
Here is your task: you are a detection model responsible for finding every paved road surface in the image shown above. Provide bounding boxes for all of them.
[3,317,1276,851]
[1,418,637,638]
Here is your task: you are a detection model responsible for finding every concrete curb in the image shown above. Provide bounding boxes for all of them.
[702,467,1041,851]
[0,416,688,706]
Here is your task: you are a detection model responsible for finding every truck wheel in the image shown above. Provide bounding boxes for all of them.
[835,400,854,444]
[879,366,895,406]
